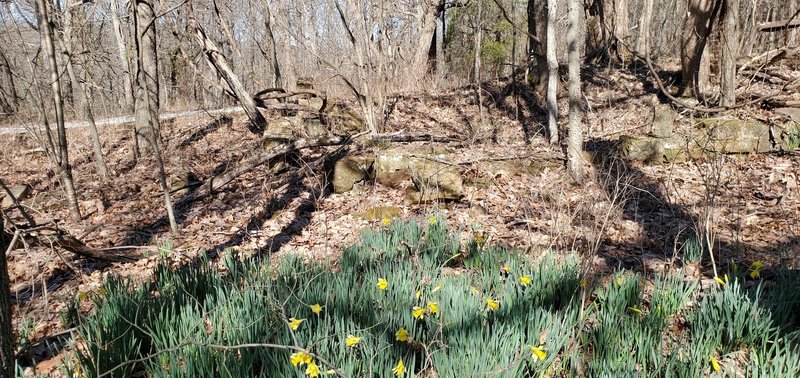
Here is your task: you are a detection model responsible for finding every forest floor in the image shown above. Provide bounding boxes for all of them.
[1,62,799,375]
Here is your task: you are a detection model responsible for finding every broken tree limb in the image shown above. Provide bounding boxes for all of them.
[176,135,353,207]
[759,19,800,32]
[1,219,135,263]
[187,2,265,133]
[359,133,462,143]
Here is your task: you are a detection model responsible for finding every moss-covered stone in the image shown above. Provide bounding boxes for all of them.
[361,206,402,221]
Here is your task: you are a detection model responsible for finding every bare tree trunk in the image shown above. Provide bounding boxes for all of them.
[567,0,585,182]
[188,2,266,133]
[0,47,17,117]
[0,214,12,378]
[720,0,739,106]
[134,0,178,234]
[636,0,654,55]
[36,0,81,221]
[109,0,134,112]
[57,8,108,180]
[546,0,559,144]
[680,0,722,98]
[133,0,161,156]
[527,0,547,92]
[474,0,485,130]
[260,0,282,88]
[413,0,439,81]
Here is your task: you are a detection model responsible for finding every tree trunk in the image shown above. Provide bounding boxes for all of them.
[0,215,13,378]
[57,8,108,180]
[413,0,439,81]
[567,0,585,182]
[260,0,282,88]
[134,1,178,234]
[527,0,547,92]
[133,0,161,156]
[0,47,17,117]
[719,0,739,106]
[636,0,654,55]
[108,0,134,112]
[37,0,81,221]
[188,2,266,134]
[680,0,721,98]
[546,0,559,144]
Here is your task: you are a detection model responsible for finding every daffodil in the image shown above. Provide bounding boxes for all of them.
[290,351,313,367]
[383,217,391,226]
[475,236,485,245]
[501,264,511,273]
[427,301,439,315]
[288,318,304,331]
[519,275,531,286]
[428,216,437,224]
[580,279,588,288]
[392,359,406,376]
[305,360,321,377]
[377,278,388,290]
[395,327,410,342]
[486,298,499,311]
[710,357,721,372]
[628,306,641,313]
[615,276,623,286]
[309,304,324,315]
[415,289,422,299]
[470,286,480,294]
[750,269,760,279]
[530,345,547,360]
[714,274,729,286]
[345,335,362,347]
[432,285,442,293]
[412,306,427,319]
[752,261,764,270]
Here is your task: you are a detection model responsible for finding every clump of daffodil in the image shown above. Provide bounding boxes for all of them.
[529,345,547,361]
[290,351,313,367]
[427,301,439,315]
[395,327,410,342]
[519,275,531,286]
[345,335,362,347]
[382,217,391,226]
[288,318,305,331]
[749,261,764,279]
[485,298,499,312]
[392,359,406,376]
[309,304,323,315]
[412,306,427,320]
[377,278,388,290]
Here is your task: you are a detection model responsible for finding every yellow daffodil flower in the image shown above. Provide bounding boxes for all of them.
[475,236,485,245]
[427,301,439,315]
[392,359,406,376]
[377,278,388,290]
[710,357,721,372]
[530,345,547,360]
[519,275,531,286]
[415,289,422,299]
[580,279,588,288]
[383,217,391,226]
[345,335,362,347]
[432,285,442,293]
[752,261,764,270]
[501,264,511,273]
[470,287,480,294]
[428,216,437,224]
[486,298,499,311]
[288,318,304,331]
[615,276,623,286]
[628,307,641,314]
[750,269,760,279]
[412,306,427,319]
[310,304,324,315]
[714,276,725,285]
[305,360,321,377]
[395,327,410,342]
[290,351,313,367]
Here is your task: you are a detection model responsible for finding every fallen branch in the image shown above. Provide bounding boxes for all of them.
[2,220,135,263]
[361,133,462,143]
[759,19,800,32]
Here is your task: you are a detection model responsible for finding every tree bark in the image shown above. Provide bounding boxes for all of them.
[680,0,722,98]
[546,0,559,144]
[56,7,108,180]
[133,0,161,156]
[0,215,13,378]
[36,0,81,221]
[413,0,439,81]
[134,0,178,234]
[0,47,17,117]
[636,0,654,55]
[260,0,282,88]
[188,2,266,134]
[720,0,739,106]
[567,0,585,182]
[527,0,547,92]
[108,0,135,112]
